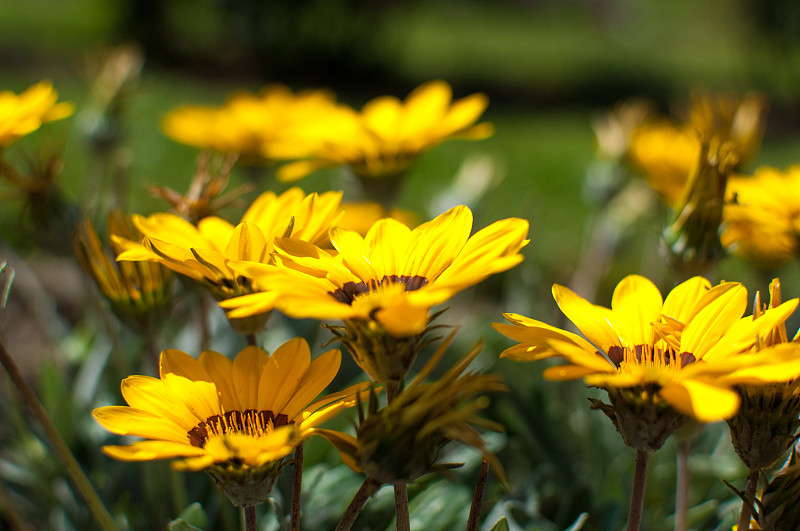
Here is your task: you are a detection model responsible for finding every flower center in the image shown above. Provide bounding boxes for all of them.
[188,409,291,448]
[607,345,696,371]
[329,274,428,305]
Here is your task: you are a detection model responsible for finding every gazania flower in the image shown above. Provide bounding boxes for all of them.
[276,80,493,184]
[723,165,800,267]
[93,338,368,506]
[114,188,342,333]
[222,205,528,382]
[628,92,766,207]
[73,210,173,334]
[494,275,798,449]
[0,81,74,148]
[162,84,342,163]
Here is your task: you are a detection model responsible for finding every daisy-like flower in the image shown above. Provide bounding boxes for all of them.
[628,92,765,207]
[162,84,342,163]
[494,275,798,451]
[0,81,74,149]
[73,210,173,335]
[114,187,342,334]
[723,165,800,267]
[93,338,369,507]
[276,80,493,188]
[222,205,529,382]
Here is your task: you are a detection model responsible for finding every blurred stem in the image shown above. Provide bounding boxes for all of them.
[146,338,159,374]
[394,482,410,531]
[244,506,256,531]
[737,469,759,531]
[675,439,691,531]
[386,380,399,403]
[246,333,257,347]
[0,339,120,531]
[291,443,303,531]
[335,477,380,531]
[466,458,490,531]
[627,449,649,531]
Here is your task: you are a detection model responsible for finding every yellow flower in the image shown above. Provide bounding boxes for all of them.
[222,205,528,381]
[223,205,528,336]
[73,210,173,333]
[0,81,74,148]
[115,188,342,326]
[494,275,798,449]
[93,338,368,504]
[723,165,800,266]
[162,84,342,163]
[334,201,418,236]
[277,80,493,182]
[628,92,766,207]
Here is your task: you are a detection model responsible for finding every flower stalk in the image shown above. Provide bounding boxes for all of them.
[738,468,759,531]
[467,458,490,531]
[336,477,380,531]
[291,444,303,531]
[627,449,650,531]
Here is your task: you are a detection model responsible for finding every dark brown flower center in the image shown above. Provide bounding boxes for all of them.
[329,274,429,305]
[188,409,290,448]
[607,345,696,369]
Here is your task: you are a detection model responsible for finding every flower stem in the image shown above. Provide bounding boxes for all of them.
[244,505,256,531]
[394,482,410,531]
[466,458,490,531]
[675,439,691,531]
[737,469,759,531]
[627,449,650,531]
[291,443,304,531]
[336,477,380,531]
[0,339,119,531]
[246,333,257,347]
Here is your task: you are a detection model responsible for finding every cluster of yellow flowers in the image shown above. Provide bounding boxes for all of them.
[6,76,800,530]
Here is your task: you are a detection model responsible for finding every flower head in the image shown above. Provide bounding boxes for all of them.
[73,210,173,333]
[316,332,506,485]
[162,84,341,163]
[723,165,800,267]
[0,81,74,148]
[222,205,528,381]
[115,188,343,332]
[276,80,493,185]
[494,275,798,450]
[93,338,368,506]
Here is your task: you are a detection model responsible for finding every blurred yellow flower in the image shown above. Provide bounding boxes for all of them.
[93,338,368,504]
[723,165,800,267]
[276,80,493,182]
[73,211,173,333]
[494,275,799,449]
[162,84,342,162]
[0,81,74,148]
[628,92,765,206]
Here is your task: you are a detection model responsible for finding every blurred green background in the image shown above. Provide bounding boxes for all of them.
[4,1,800,530]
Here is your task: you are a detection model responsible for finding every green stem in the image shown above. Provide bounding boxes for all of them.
[244,505,256,531]
[291,443,303,531]
[0,339,119,531]
[737,469,759,531]
[675,439,691,531]
[466,458,490,531]
[335,477,380,531]
[627,449,649,531]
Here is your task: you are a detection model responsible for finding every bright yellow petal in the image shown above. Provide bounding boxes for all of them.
[659,380,740,422]
[283,348,341,420]
[120,376,198,430]
[92,407,188,443]
[258,337,311,413]
[198,350,241,412]
[402,205,472,280]
[680,283,747,357]
[102,440,205,462]
[329,226,377,283]
[375,299,430,336]
[233,346,269,409]
[662,276,711,323]
[542,364,602,381]
[553,284,621,353]
[611,275,663,347]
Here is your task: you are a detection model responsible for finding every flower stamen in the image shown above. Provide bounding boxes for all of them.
[188,409,291,448]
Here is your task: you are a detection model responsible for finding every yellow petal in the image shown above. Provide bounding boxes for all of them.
[329,226,377,283]
[375,299,430,336]
[92,406,188,442]
[258,337,311,413]
[542,364,601,381]
[402,205,472,280]
[680,283,747,357]
[553,284,621,353]
[659,380,740,422]
[611,275,663,347]
[283,348,341,420]
[662,276,711,323]
[233,346,269,409]
[102,440,205,462]
[121,376,198,430]
[198,350,241,412]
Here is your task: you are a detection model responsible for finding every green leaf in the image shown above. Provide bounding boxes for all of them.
[0,261,14,325]
[490,516,510,531]
[168,502,208,531]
